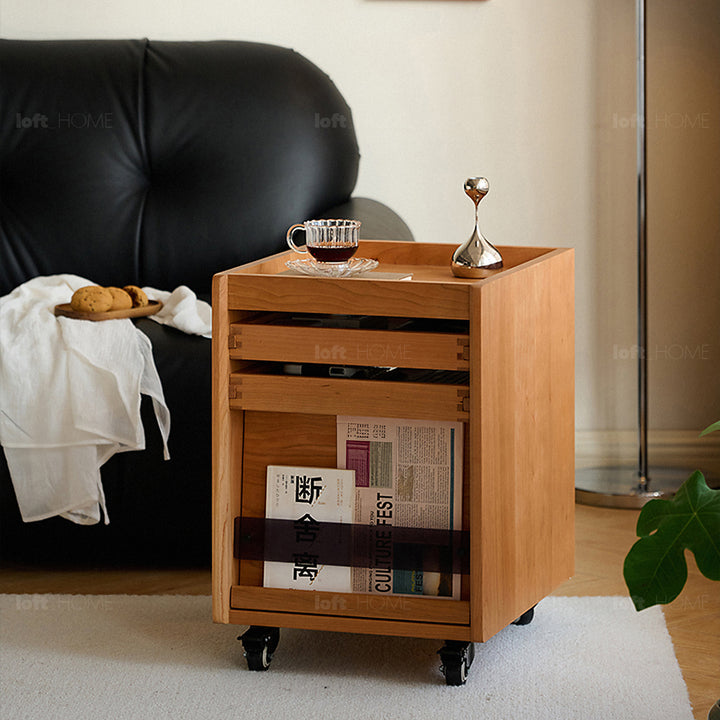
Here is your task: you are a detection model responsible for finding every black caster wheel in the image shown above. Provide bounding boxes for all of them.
[239,626,280,671]
[438,640,475,686]
[511,604,536,626]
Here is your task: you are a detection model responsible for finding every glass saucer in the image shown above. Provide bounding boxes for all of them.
[285,257,379,278]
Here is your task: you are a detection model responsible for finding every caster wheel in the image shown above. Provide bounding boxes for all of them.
[239,626,280,671]
[438,640,475,686]
[246,644,271,671]
[512,604,536,626]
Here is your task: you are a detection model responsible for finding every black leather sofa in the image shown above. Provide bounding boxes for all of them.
[0,38,412,566]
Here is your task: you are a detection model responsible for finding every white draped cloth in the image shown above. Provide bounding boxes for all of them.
[144,285,212,339]
[0,275,211,525]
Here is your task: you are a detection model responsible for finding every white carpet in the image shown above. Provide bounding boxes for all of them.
[0,594,693,720]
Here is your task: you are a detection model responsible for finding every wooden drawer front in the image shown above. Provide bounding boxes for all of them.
[229,324,469,371]
[229,374,469,422]
[226,274,471,320]
[231,585,470,626]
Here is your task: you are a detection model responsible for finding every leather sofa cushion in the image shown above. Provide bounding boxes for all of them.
[0,39,360,297]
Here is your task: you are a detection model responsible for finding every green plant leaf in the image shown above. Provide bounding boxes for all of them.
[700,420,720,437]
[623,471,720,611]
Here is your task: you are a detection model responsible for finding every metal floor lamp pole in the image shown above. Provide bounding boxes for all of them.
[575,0,690,509]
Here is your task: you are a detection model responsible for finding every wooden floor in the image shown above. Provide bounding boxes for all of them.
[1,504,717,719]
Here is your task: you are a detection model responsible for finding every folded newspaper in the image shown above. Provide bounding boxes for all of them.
[263,416,463,598]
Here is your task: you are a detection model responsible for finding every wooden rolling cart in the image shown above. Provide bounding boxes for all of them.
[212,240,574,684]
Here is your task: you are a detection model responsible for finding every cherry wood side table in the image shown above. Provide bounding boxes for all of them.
[211,240,575,684]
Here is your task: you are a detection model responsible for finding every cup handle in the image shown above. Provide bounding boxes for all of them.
[286,224,309,254]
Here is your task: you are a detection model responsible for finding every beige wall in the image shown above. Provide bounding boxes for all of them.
[2,0,717,463]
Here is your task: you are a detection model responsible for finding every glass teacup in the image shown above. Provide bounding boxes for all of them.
[286,219,361,264]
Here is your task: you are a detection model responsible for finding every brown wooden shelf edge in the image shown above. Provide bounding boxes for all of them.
[230,585,470,625]
[229,374,470,422]
[226,607,472,642]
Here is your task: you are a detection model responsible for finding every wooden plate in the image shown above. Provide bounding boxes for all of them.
[53,300,163,321]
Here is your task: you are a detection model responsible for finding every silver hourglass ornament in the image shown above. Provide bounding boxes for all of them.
[451,177,503,278]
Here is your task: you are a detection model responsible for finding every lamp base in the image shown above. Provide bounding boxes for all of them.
[575,466,696,509]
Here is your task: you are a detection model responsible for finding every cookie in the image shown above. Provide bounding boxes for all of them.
[122,285,148,308]
[106,286,133,311]
[70,285,114,313]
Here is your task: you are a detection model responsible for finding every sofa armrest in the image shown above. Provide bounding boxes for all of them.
[319,197,413,242]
